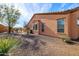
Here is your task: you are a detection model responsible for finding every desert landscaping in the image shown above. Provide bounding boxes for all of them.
[0,33,78,56]
[0,3,79,56]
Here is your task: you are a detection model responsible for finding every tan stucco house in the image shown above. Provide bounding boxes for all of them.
[27,7,79,39]
[0,24,8,33]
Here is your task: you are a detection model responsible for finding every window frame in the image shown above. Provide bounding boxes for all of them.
[57,18,64,33]
[41,23,45,32]
[77,18,79,26]
[33,24,38,30]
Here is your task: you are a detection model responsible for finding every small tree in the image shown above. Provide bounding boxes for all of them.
[0,5,21,34]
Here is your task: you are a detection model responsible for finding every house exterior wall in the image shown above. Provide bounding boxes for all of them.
[68,10,79,39]
[0,24,8,33]
[28,16,40,34]
[28,14,70,37]
[38,14,69,37]
[27,9,79,39]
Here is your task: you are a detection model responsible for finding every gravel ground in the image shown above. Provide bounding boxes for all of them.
[1,33,79,56]
[8,34,79,56]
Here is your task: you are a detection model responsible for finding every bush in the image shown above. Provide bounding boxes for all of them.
[0,36,20,56]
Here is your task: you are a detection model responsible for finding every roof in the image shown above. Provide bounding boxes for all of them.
[0,24,7,27]
[35,7,79,15]
[0,22,8,26]
[0,24,7,29]
[27,7,79,27]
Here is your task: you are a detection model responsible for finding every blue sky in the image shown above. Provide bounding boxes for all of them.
[1,3,79,28]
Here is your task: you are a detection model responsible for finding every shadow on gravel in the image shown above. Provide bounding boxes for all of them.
[22,35,38,39]
[0,33,47,55]
[71,38,79,42]
[19,35,47,51]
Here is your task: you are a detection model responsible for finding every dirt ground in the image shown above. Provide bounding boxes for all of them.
[10,34,79,56]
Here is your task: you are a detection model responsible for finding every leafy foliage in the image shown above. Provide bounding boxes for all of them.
[0,5,21,33]
[0,36,20,56]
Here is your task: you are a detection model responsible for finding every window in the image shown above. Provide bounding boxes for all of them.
[41,23,45,32]
[77,19,79,26]
[57,19,64,32]
[33,24,38,30]
[35,24,37,30]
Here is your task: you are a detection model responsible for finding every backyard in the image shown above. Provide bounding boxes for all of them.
[0,33,79,56]
[0,3,79,56]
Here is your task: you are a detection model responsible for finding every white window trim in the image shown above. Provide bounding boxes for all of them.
[77,19,79,26]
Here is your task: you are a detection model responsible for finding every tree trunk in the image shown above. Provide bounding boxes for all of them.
[8,21,11,34]
[8,26,11,34]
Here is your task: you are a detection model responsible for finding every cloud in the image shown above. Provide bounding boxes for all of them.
[13,24,23,28]
[58,3,66,11]
[28,3,52,13]
[13,3,53,27]
[68,3,79,9]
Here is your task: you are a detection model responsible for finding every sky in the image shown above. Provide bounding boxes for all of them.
[0,3,79,28]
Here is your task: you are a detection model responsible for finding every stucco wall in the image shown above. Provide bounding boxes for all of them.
[28,10,79,39]
[68,10,79,39]
[38,14,69,37]
[0,24,8,33]
[28,14,69,37]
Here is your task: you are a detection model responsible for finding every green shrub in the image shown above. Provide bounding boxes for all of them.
[0,36,20,56]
